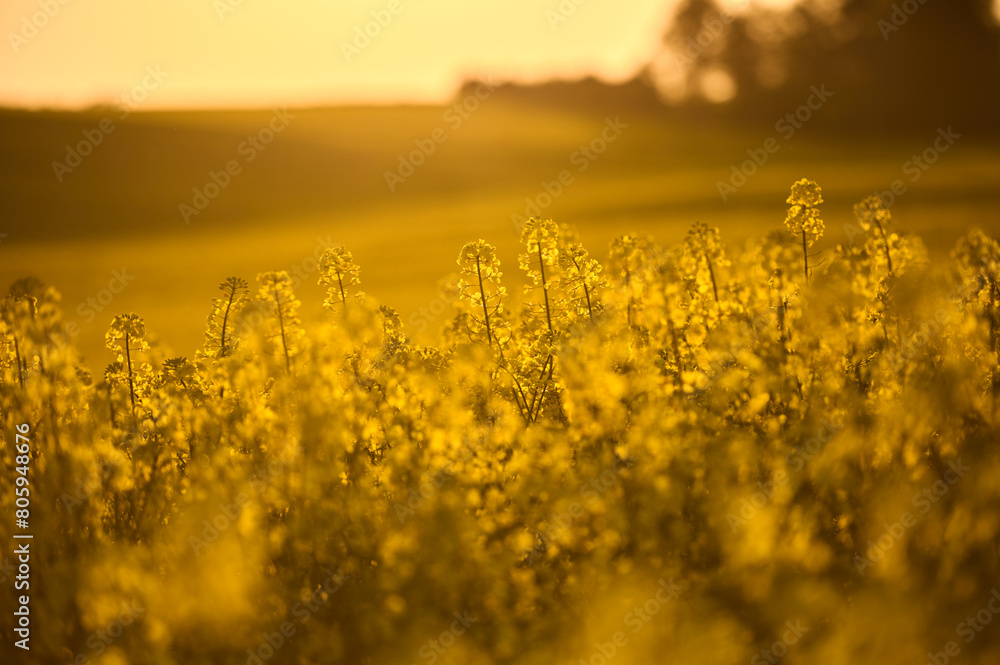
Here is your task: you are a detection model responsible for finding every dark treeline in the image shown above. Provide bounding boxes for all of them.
[475,1,1000,135]
[657,0,1000,133]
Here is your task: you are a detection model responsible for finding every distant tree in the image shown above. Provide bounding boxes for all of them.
[655,0,1000,132]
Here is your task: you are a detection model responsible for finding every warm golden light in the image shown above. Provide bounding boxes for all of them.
[2,0,674,109]
[3,1,1000,663]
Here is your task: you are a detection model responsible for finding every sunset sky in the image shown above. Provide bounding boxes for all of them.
[1,0,773,110]
[3,0,1000,110]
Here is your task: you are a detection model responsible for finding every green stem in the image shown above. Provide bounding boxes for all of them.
[704,251,720,303]
[475,255,494,348]
[537,244,553,333]
[624,263,633,328]
[873,218,893,275]
[337,271,348,320]
[124,332,136,420]
[274,290,291,374]
[802,230,810,285]
[218,287,237,357]
[12,335,24,390]
[571,255,595,323]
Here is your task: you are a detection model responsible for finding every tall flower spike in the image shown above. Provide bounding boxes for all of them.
[684,221,729,304]
[378,305,405,357]
[318,246,362,317]
[256,271,302,374]
[608,234,654,328]
[559,240,604,324]
[518,217,562,334]
[202,276,249,359]
[457,240,507,348]
[162,356,198,391]
[785,178,824,283]
[1,293,37,390]
[106,313,149,419]
[853,195,895,275]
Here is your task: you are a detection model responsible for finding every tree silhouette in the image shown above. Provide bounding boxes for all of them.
[657,0,1000,132]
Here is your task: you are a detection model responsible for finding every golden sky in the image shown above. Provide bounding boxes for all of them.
[4,0,993,110]
[0,0,680,109]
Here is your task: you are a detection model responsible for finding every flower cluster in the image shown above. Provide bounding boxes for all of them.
[785,179,825,282]
[1,184,998,665]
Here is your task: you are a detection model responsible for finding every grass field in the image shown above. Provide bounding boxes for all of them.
[2,97,999,368]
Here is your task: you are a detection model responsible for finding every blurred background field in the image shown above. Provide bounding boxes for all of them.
[3,96,999,368]
[3,0,1000,368]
